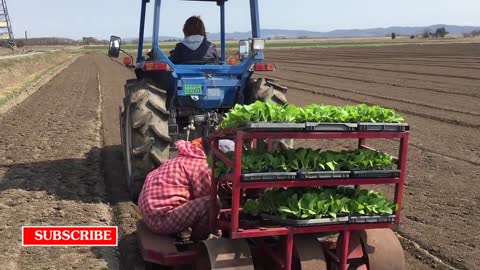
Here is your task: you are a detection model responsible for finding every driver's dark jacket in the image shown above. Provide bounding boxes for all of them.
[169,38,218,64]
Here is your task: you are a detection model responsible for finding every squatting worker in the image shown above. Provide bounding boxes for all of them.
[138,138,234,241]
[169,16,218,64]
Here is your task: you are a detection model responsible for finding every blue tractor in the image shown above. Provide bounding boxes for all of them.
[108,0,289,202]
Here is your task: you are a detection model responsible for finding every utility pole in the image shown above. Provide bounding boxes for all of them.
[0,0,15,49]
[24,30,27,51]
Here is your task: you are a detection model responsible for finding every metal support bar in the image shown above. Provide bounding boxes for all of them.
[211,147,234,168]
[137,0,148,62]
[284,230,294,270]
[209,139,220,233]
[339,230,350,270]
[242,132,405,140]
[152,0,162,58]
[212,130,407,140]
[220,3,226,62]
[239,178,399,189]
[231,132,244,232]
[249,0,260,38]
[394,133,409,224]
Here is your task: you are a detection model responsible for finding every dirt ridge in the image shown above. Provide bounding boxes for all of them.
[0,54,80,116]
[269,75,480,128]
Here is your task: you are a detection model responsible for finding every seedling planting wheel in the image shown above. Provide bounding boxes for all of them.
[193,238,254,270]
[293,235,328,270]
[334,229,406,270]
[361,229,406,270]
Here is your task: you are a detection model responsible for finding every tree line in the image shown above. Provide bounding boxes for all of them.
[15,37,109,47]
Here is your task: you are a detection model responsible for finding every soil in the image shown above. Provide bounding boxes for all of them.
[264,43,480,270]
[0,54,118,269]
[0,43,479,269]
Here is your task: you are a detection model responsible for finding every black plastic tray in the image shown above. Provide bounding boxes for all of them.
[349,215,396,224]
[350,169,401,178]
[357,123,409,132]
[238,122,305,131]
[261,214,348,226]
[297,171,351,180]
[241,172,297,181]
[305,122,357,131]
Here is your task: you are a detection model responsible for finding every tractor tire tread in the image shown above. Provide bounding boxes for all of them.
[123,79,171,202]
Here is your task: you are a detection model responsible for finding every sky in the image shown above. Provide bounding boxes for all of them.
[7,0,480,39]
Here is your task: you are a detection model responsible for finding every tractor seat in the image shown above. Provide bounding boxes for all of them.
[136,220,197,266]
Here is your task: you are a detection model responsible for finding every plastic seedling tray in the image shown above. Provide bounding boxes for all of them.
[241,172,297,181]
[350,169,401,179]
[357,123,409,132]
[261,214,348,227]
[297,171,351,180]
[305,122,357,132]
[238,122,305,131]
[348,215,396,224]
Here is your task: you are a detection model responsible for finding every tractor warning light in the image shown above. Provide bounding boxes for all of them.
[123,57,132,66]
[228,58,237,65]
[254,63,275,71]
[144,62,171,71]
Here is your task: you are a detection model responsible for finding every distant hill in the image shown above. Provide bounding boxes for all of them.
[208,25,480,40]
[138,24,480,41]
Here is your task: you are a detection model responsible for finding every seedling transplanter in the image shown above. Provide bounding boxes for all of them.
[208,103,410,270]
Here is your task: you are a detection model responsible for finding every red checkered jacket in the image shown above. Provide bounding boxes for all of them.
[138,140,211,217]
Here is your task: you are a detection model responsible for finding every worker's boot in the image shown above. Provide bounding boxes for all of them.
[175,227,193,251]
[178,227,192,242]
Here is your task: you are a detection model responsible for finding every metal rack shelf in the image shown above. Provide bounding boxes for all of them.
[218,174,400,188]
[208,126,409,270]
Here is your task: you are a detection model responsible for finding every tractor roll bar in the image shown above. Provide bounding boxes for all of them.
[136,0,262,64]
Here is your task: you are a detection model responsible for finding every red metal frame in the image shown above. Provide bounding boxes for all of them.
[209,129,409,270]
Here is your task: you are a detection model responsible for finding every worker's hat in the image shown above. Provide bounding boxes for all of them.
[192,137,203,149]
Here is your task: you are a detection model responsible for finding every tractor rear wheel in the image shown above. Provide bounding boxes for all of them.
[246,77,292,150]
[121,79,171,203]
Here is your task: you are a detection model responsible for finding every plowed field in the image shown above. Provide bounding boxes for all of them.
[0,43,478,270]
[265,43,480,270]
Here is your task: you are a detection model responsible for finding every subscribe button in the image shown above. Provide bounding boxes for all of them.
[22,226,118,246]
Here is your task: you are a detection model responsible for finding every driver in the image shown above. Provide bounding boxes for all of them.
[169,16,218,64]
